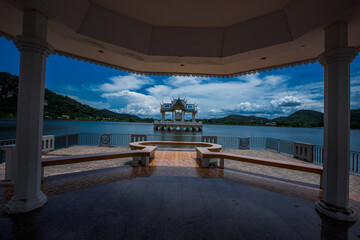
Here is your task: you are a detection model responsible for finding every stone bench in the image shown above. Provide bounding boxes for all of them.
[1,145,157,181]
[196,147,323,187]
[129,140,222,166]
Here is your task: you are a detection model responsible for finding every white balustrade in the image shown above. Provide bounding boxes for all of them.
[293,142,314,162]
[1,135,55,181]
[42,135,55,153]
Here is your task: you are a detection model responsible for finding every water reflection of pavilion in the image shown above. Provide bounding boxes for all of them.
[154,97,203,131]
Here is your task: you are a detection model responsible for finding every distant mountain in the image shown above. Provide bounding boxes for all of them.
[0,72,20,119]
[351,109,360,128]
[201,114,272,125]
[99,109,140,120]
[273,110,324,127]
[0,72,141,121]
[201,109,360,128]
[274,109,360,128]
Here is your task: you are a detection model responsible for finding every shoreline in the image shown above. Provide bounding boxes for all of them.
[3,118,360,130]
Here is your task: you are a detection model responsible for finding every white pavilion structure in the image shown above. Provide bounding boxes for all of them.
[0,0,360,221]
[154,97,202,131]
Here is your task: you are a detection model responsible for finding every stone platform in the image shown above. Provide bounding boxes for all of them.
[153,120,203,131]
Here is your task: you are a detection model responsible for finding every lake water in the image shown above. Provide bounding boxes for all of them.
[1,120,360,151]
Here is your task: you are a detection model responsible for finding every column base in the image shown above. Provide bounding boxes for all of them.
[315,200,357,222]
[6,191,47,214]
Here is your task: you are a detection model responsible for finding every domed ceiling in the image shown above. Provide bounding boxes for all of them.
[0,0,359,77]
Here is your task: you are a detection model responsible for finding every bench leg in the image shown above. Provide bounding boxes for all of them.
[132,156,141,166]
[219,158,224,169]
[141,156,150,166]
[201,158,210,168]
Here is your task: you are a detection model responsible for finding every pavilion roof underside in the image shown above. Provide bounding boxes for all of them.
[1,0,360,77]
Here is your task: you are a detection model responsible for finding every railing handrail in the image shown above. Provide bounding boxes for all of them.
[313,145,359,155]
[0,138,16,143]
[78,132,130,136]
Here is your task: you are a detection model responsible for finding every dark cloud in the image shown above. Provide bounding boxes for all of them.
[279,102,302,107]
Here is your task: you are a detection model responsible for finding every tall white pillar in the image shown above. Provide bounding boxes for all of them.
[192,113,195,122]
[6,10,53,214]
[161,113,165,121]
[316,22,358,221]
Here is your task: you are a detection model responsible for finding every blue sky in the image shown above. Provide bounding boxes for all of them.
[1,37,360,119]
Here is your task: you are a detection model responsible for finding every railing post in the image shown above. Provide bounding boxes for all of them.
[293,142,314,163]
[277,139,280,153]
[201,136,217,144]
[131,134,147,142]
[0,145,17,181]
[41,135,54,153]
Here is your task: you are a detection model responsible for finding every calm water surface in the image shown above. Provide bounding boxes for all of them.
[1,120,359,151]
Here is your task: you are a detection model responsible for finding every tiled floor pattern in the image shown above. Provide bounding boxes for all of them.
[1,149,360,239]
[0,176,359,240]
[1,148,359,213]
[1,150,323,216]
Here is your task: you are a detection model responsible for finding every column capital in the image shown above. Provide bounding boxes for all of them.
[14,35,54,57]
[317,47,358,67]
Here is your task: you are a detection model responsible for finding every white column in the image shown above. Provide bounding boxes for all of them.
[6,10,53,214]
[315,22,358,221]
[192,113,195,122]
[162,113,165,121]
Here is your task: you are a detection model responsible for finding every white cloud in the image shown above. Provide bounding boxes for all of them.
[263,75,288,86]
[112,103,158,116]
[145,73,293,118]
[88,69,360,118]
[97,75,153,92]
[166,76,205,87]
[230,102,266,114]
[271,96,301,107]
[101,90,159,117]
[218,96,301,118]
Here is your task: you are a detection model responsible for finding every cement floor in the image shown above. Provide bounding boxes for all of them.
[0,147,359,239]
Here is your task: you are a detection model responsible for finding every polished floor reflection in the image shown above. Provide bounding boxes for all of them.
[0,150,359,239]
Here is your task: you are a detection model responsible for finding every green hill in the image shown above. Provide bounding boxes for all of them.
[273,109,360,128]
[202,109,360,128]
[0,72,141,121]
[99,109,140,120]
[201,114,272,125]
[351,109,360,128]
[273,110,324,127]
[274,110,324,122]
